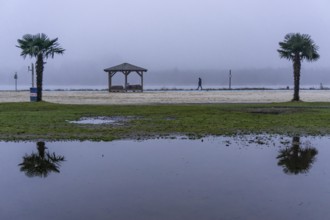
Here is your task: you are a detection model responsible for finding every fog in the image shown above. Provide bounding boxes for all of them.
[0,0,329,89]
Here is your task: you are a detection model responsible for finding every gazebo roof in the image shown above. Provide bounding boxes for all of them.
[104,63,147,72]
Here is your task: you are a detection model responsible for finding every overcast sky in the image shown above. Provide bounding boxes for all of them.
[0,0,329,87]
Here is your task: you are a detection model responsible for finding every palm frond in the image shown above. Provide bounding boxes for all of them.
[277,33,320,62]
[17,33,65,59]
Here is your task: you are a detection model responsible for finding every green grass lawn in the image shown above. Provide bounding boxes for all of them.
[1,101,330,141]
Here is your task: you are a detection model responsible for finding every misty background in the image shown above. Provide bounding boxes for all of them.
[0,0,329,90]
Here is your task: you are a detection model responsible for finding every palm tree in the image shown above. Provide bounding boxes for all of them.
[19,142,65,178]
[277,33,320,101]
[17,33,65,101]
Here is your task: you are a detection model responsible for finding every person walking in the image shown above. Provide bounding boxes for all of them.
[197,77,202,90]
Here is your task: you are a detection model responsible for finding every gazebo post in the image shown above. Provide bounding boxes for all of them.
[140,71,144,92]
[124,71,129,91]
[108,72,112,92]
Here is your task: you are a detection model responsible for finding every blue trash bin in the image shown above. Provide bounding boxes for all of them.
[30,87,37,102]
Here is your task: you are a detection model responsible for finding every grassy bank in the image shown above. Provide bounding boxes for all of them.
[1,102,330,141]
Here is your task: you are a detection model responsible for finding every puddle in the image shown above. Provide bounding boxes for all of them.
[0,136,329,219]
[68,116,133,125]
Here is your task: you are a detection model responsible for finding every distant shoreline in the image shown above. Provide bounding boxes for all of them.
[1,87,329,92]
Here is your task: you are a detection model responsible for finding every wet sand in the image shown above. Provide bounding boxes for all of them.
[1,90,330,105]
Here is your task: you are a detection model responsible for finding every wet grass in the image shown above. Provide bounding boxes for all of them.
[1,101,330,141]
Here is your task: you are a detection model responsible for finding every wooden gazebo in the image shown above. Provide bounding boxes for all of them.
[104,63,148,92]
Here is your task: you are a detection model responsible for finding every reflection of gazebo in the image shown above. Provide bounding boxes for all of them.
[104,63,148,92]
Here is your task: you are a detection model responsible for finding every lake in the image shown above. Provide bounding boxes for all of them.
[1,136,330,220]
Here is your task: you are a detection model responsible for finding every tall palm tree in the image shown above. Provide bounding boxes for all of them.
[277,33,320,101]
[17,33,65,101]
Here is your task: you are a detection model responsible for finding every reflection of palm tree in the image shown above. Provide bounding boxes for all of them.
[277,137,318,175]
[19,142,65,178]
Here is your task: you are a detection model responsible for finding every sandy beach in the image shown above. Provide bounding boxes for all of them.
[1,90,330,104]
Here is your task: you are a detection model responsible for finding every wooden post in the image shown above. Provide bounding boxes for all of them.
[229,69,232,90]
[14,72,18,91]
[28,63,34,88]
[141,72,144,92]
[124,71,129,91]
[108,72,112,92]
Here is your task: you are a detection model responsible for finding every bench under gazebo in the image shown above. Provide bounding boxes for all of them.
[104,63,148,92]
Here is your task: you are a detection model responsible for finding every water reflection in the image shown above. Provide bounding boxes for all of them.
[1,138,330,219]
[18,141,65,178]
[277,136,318,175]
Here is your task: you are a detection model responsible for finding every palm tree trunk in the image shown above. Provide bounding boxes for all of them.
[292,136,300,148]
[292,55,301,101]
[36,54,44,101]
[37,142,46,159]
